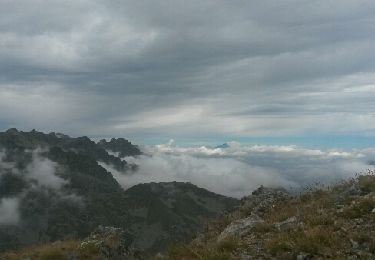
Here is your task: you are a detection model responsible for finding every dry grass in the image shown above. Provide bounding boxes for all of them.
[167,244,232,260]
[342,198,375,219]
[2,174,375,259]
[165,174,375,259]
[1,240,80,260]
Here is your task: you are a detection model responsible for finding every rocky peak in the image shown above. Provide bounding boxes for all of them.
[5,128,19,134]
[98,138,141,157]
[239,186,290,216]
[79,226,137,260]
[251,185,288,196]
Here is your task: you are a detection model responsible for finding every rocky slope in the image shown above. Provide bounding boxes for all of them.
[4,174,374,259]
[0,129,239,255]
[166,174,375,259]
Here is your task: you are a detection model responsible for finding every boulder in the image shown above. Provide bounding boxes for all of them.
[217,214,264,241]
[79,226,137,260]
[275,216,297,231]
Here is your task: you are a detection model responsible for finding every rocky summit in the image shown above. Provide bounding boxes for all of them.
[0,129,239,257]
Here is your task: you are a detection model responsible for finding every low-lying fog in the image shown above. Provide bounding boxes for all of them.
[101,141,374,198]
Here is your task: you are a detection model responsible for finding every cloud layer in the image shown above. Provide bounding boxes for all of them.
[102,142,374,197]
[0,197,20,225]
[0,148,76,225]
[1,1,375,139]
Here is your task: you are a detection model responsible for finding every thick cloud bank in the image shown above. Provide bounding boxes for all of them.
[102,141,374,198]
[1,1,375,139]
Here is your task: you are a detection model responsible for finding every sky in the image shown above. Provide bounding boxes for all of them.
[1,1,375,148]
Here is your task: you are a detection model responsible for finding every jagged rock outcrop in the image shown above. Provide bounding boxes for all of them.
[217,214,263,241]
[98,138,141,158]
[79,226,137,260]
[217,186,290,242]
[240,186,290,215]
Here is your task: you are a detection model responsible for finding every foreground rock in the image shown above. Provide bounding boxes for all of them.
[78,226,138,260]
[217,214,264,241]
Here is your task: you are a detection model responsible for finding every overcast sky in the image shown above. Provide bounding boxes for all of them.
[1,1,375,146]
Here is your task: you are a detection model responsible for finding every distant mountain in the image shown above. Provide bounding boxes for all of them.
[0,128,132,171]
[0,129,239,254]
[98,138,141,157]
[215,143,230,149]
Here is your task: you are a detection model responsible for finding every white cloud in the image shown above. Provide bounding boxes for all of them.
[25,151,67,190]
[0,148,79,225]
[100,155,292,198]
[0,197,20,225]
[101,141,372,198]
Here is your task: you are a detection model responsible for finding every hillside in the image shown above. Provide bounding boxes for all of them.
[166,173,375,259]
[0,129,239,255]
[3,174,374,259]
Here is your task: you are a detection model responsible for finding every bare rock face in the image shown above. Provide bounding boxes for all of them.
[241,186,290,215]
[217,186,290,242]
[218,214,264,241]
[79,226,138,260]
[274,216,297,231]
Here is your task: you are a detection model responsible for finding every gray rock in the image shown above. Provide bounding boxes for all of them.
[79,226,136,260]
[217,214,264,241]
[275,216,297,231]
[350,238,359,249]
[296,252,313,260]
[240,254,252,260]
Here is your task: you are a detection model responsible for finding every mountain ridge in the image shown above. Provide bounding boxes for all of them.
[0,129,239,254]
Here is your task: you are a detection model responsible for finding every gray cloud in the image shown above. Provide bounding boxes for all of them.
[1,1,375,138]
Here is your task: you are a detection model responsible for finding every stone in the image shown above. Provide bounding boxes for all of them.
[296,252,313,260]
[350,239,359,249]
[79,226,136,260]
[240,254,252,260]
[275,216,297,231]
[217,214,264,241]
